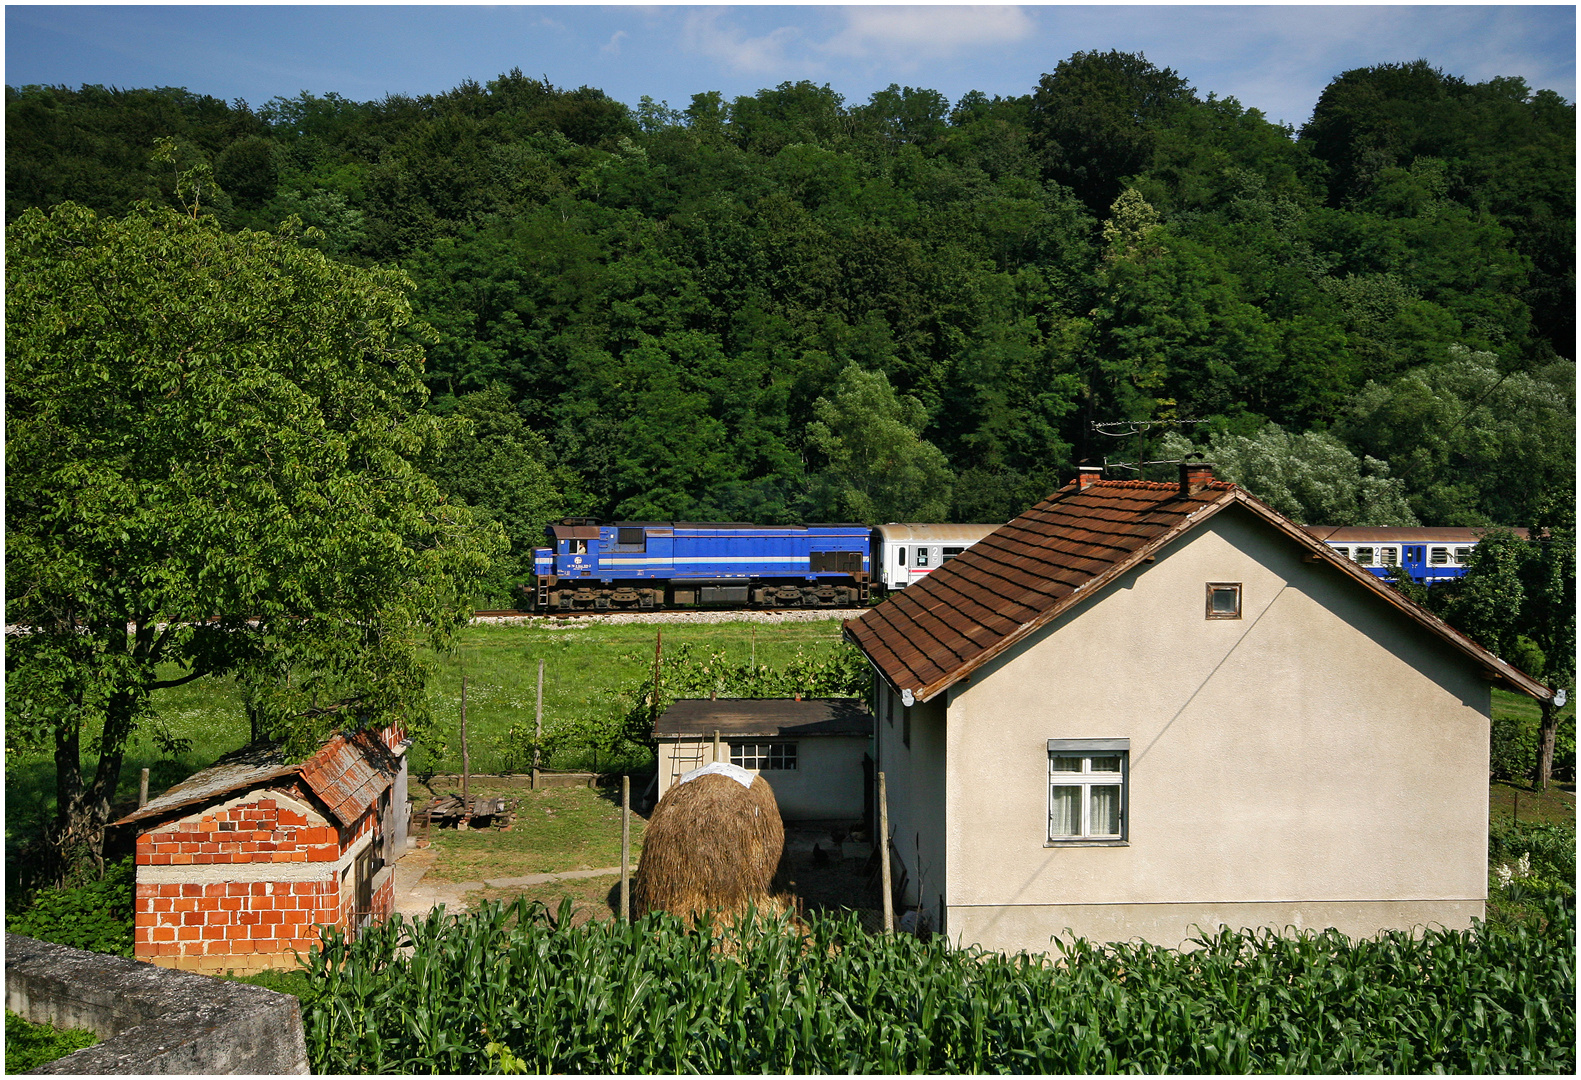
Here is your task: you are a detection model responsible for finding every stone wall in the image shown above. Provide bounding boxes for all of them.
[6,933,308,1074]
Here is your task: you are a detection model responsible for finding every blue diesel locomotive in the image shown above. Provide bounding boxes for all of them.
[532,520,872,611]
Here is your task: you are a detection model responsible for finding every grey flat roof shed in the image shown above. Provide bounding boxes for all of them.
[653,698,872,740]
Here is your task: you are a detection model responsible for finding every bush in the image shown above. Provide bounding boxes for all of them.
[1491,711,1576,784]
[5,1010,98,1071]
[297,895,1576,1074]
[5,857,135,957]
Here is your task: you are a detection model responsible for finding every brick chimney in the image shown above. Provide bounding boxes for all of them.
[1075,466,1103,490]
[1179,461,1215,495]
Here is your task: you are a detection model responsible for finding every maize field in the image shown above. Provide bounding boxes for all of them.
[301,896,1574,1074]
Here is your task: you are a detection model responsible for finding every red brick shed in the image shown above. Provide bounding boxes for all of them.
[112,726,409,974]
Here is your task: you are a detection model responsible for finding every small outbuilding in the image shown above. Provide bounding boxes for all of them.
[846,464,1554,954]
[652,698,871,821]
[112,725,409,975]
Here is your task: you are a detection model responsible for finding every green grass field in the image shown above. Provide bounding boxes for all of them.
[4,618,851,852]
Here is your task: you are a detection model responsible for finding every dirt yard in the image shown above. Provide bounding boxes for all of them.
[405,781,881,925]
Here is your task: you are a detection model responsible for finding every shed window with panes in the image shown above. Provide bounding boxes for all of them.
[1047,740,1128,844]
[731,743,797,771]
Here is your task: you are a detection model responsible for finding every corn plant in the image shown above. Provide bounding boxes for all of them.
[298,895,1575,1074]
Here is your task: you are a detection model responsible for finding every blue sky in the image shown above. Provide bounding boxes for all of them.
[5,5,1574,130]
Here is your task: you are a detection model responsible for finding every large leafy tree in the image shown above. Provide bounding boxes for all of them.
[807,364,954,522]
[1434,503,1575,789]
[5,202,504,873]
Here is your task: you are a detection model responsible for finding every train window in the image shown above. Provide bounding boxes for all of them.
[916,548,929,568]
[1354,547,1375,565]
[1380,547,1398,567]
[943,546,964,560]
[1331,546,1349,559]
[1206,583,1242,619]
[573,540,588,555]
[1430,547,1450,565]
[1454,546,1472,563]
[897,547,906,566]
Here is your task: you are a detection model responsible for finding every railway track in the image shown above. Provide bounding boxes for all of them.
[470,606,867,624]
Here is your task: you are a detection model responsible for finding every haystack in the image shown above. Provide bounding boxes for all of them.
[634,762,784,923]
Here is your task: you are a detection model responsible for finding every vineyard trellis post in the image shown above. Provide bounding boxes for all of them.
[460,674,469,812]
[879,771,894,933]
[533,658,544,790]
[138,768,149,809]
[620,775,631,923]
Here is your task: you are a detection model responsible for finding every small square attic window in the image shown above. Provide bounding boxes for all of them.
[1206,583,1241,619]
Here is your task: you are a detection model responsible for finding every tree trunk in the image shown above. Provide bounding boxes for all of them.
[46,689,139,884]
[1534,695,1559,791]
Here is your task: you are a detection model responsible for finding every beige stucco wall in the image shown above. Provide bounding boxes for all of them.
[656,735,868,820]
[942,506,1491,953]
[875,681,948,919]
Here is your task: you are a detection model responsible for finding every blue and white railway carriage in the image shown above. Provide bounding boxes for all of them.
[1305,526,1527,586]
[533,520,871,611]
[872,523,1003,592]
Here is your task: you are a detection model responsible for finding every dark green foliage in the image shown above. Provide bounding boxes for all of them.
[298,895,1576,1074]
[5,1010,99,1072]
[5,54,1573,533]
[1488,821,1576,897]
[5,857,134,957]
[1489,711,1576,785]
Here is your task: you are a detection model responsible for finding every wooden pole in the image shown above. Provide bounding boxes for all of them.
[879,771,894,933]
[713,728,722,765]
[461,674,470,804]
[138,768,150,809]
[533,658,544,790]
[621,775,631,923]
[651,632,663,728]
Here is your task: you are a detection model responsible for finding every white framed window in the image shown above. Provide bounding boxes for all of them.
[1331,546,1349,560]
[1429,547,1450,565]
[1379,546,1399,567]
[915,547,930,567]
[731,742,797,770]
[1354,546,1375,566]
[1047,739,1128,844]
[1454,546,1473,564]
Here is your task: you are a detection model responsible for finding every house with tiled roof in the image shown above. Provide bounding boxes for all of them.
[845,463,1552,954]
[111,726,409,974]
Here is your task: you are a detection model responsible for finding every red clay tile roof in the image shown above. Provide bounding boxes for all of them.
[845,477,1551,704]
[112,728,401,830]
[298,729,402,826]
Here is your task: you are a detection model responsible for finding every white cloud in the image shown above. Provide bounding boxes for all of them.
[680,9,812,77]
[601,29,629,56]
[821,5,1037,61]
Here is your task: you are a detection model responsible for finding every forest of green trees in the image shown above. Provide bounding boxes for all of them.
[7,53,1574,596]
